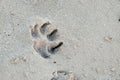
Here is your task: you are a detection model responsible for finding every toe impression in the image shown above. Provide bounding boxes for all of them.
[40,21,50,34]
[47,29,58,41]
[31,24,40,38]
[48,42,63,54]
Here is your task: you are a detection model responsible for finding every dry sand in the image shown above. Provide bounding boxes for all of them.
[0,0,120,80]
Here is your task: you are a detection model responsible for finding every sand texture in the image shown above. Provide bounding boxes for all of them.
[0,0,120,80]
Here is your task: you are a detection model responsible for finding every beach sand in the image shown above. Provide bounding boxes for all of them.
[0,0,120,80]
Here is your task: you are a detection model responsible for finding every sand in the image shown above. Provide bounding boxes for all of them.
[0,0,120,80]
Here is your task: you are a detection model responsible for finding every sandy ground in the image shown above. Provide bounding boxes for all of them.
[0,0,120,80]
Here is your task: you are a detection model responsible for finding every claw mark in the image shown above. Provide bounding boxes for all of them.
[47,29,58,41]
[40,21,50,34]
[49,42,63,53]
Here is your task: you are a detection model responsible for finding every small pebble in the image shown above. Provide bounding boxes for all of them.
[10,13,15,16]
[66,56,71,59]
[23,57,28,62]
[7,34,10,36]
[82,74,87,78]
[96,68,100,73]
[104,36,112,42]
[110,67,116,72]
[11,58,20,64]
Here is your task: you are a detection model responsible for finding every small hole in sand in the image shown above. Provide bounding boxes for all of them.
[118,18,120,22]
[53,61,56,64]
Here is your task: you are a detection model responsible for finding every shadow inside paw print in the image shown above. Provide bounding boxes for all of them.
[30,21,63,58]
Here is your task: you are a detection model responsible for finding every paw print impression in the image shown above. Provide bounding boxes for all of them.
[30,21,63,58]
[51,70,77,80]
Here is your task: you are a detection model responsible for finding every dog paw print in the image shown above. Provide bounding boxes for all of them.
[51,70,78,80]
[30,21,63,58]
